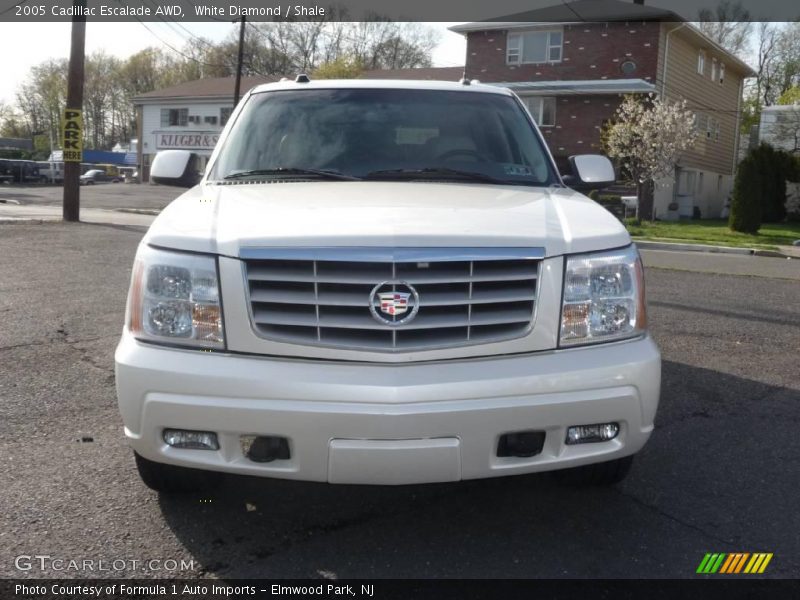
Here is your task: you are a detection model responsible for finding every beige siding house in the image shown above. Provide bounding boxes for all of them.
[654,24,754,219]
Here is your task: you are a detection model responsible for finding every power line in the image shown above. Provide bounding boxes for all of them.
[115,0,231,70]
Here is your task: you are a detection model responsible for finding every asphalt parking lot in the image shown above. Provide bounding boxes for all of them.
[0,219,798,580]
[0,182,177,211]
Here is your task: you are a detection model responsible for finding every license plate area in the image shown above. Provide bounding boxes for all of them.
[327,438,461,485]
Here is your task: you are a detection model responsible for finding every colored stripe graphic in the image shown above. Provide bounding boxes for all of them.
[733,553,750,573]
[744,553,774,574]
[700,553,772,574]
[719,554,736,574]
[697,553,726,573]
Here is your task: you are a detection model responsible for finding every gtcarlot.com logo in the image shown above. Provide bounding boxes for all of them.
[14,555,196,573]
[696,552,773,574]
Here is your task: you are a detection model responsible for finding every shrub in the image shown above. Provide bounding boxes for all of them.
[730,149,762,233]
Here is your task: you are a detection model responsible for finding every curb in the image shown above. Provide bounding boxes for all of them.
[114,208,161,216]
[634,239,791,258]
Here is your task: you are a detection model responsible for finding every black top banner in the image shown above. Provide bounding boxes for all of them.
[0,0,798,22]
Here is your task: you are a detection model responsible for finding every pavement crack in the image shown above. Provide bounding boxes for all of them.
[0,340,53,352]
[614,488,736,545]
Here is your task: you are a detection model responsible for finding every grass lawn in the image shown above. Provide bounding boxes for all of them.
[625,219,800,250]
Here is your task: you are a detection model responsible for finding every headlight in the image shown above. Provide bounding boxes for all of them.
[126,245,224,349]
[560,244,646,346]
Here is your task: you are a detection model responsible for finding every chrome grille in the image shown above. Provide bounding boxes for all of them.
[242,248,542,352]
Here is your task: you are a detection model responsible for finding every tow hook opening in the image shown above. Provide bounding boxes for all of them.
[496,431,546,458]
[241,435,291,463]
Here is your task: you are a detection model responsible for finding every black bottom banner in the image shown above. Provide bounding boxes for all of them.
[1,579,798,600]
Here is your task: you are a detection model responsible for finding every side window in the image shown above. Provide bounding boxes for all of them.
[719,63,726,84]
[711,58,718,82]
[697,50,706,75]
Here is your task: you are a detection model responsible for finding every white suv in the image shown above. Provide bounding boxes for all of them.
[115,78,660,492]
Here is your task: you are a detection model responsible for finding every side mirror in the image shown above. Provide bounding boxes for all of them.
[562,154,616,191]
[150,150,201,187]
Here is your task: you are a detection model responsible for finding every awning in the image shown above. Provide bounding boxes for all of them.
[491,78,655,95]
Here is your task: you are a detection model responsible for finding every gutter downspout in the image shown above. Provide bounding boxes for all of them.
[661,22,688,98]
[661,23,688,220]
[733,77,744,175]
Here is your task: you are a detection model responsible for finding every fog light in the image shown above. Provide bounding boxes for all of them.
[163,429,219,450]
[566,423,619,445]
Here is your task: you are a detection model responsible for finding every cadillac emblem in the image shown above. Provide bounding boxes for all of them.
[369,281,420,326]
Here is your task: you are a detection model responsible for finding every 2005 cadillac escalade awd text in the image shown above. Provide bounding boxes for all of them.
[115,78,661,493]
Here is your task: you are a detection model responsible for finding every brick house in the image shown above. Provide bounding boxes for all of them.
[450,0,755,219]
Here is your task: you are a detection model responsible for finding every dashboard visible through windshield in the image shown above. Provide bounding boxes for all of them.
[210,88,558,186]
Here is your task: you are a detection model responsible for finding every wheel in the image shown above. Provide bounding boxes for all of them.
[134,452,222,493]
[552,455,634,486]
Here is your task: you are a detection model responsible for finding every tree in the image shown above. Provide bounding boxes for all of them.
[697,1,752,57]
[313,56,365,79]
[604,94,696,220]
[778,86,800,105]
[730,143,795,231]
[729,147,763,233]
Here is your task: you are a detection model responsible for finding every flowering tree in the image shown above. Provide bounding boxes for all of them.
[604,94,696,220]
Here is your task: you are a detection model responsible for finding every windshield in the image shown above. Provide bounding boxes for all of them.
[210,88,557,186]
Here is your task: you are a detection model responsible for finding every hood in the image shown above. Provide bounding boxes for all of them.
[143,181,630,257]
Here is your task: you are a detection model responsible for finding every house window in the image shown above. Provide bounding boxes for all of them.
[507,29,563,64]
[697,50,705,75]
[706,117,714,139]
[711,58,718,82]
[204,116,218,125]
[220,107,233,127]
[160,108,188,127]
[719,63,725,84]
[522,96,556,127]
[694,113,707,136]
[715,120,721,141]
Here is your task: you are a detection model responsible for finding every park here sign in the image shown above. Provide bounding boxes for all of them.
[62,109,83,162]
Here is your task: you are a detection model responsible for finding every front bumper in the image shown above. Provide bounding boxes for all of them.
[115,334,661,485]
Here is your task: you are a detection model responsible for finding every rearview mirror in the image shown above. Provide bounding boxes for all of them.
[562,154,616,191]
[150,150,201,187]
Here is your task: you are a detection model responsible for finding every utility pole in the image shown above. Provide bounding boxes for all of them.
[63,0,86,222]
[233,16,246,106]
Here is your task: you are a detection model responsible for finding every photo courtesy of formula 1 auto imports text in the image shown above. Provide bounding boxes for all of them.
[0,0,798,598]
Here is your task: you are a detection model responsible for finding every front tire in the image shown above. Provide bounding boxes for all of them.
[134,452,222,493]
[552,455,634,486]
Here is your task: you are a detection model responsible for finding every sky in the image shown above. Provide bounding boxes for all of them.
[0,22,466,106]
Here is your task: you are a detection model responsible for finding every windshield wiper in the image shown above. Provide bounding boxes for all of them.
[363,167,509,185]
[223,167,361,181]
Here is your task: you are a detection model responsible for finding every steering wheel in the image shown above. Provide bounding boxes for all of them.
[435,148,487,162]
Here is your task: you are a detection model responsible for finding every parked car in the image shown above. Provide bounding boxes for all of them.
[36,161,64,184]
[0,159,40,183]
[116,78,660,493]
[79,169,120,185]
